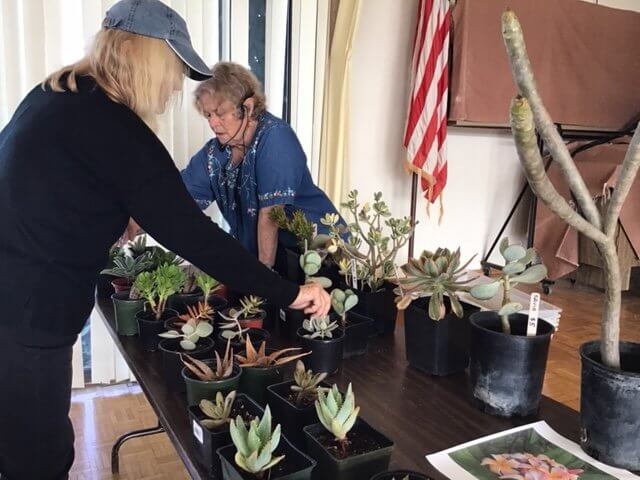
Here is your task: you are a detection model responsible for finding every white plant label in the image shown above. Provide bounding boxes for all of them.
[192,419,204,444]
[527,293,541,337]
[350,259,358,289]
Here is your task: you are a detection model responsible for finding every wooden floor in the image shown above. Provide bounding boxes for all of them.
[69,278,640,480]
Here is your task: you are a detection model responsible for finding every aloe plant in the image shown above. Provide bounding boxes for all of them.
[199,391,236,429]
[290,360,328,406]
[302,316,340,339]
[315,383,359,455]
[502,10,640,368]
[322,191,414,292]
[394,248,477,320]
[468,238,547,335]
[235,336,310,368]
[182,339,234,381]
[134,263,185,320]
[229,406,285,477]
[330,288,359,326]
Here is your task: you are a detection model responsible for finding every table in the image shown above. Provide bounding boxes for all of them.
[95,298,580,480]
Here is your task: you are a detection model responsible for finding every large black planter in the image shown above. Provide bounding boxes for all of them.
[350,284,397,336]
[404,298,479,376]
[189,393,264,479]
[218,435,316,480]
[112,292,145,336]
[238,362,285,405]
[303,420,394,480]
[183,363,242,406]
[136,309,179,353]
[342,311,374,358]
[580,340,640,469]
[370,471,432,480]
[297,328,344,375]
[469,312,554,418]
[266,380,332,449]
[159,337,215,392]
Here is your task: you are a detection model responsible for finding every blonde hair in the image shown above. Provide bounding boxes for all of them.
[44,28,185,129]
[193,62,266,118]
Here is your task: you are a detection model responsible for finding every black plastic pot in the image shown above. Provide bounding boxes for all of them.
[208,294,229,313]
[342,311,374,359]
[267,380,332,449]
[280,307,306,341]
[370,471,433,480]
[182,362,242,407]
[159,337,215,392]
[216,328,271,355]
[218,435,316,480]
[304,420,394,480]
[136,309,179,352]
[112,292,145,336]
[404,298,480,376]
[580,340,640,469]
[96,273,115,299]
[189,393,264,479]
[238,362,285,406]
[167,289,203,315]
[469,312,554,418]
[350,283,397,336]
[297,328,344,375]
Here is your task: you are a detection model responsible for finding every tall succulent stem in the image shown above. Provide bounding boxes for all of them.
[501,277,512,335]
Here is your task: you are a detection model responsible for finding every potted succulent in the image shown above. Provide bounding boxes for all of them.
[189,391,265,479]
[221,295,267,330]
[181,339,242,406]
[370,472,432,480]
[321,191,413,336]
[236,336,310,405]
[298,316,344,375]
[168,265,203,314]
[97,245,123,298]
[394,248,480,376]
[158,301,215,391]
[134,263,184,352]
[303,384,394,480]
[503,10,640,467]
[217,406,316,480]
[267,361,329,448]
[467,238,551,417]
[218,310,271,354]
[331,288,373,359]
[110,279,147,337]
[101,250,153,292]
[196,271,228,314]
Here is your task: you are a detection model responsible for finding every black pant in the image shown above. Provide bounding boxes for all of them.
[0,325,75,480]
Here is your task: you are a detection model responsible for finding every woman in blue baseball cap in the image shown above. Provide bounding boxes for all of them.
[0,1,329,478]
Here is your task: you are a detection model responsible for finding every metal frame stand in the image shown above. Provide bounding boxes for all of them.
[111,422,165,475]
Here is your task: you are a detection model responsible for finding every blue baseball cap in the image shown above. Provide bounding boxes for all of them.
[103,0,212,80]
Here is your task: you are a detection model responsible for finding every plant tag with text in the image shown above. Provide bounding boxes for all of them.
[350,259,358,289]
[192,419,204,444]
[527,293,541,337]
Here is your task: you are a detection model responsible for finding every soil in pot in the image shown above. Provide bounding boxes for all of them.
[403,297,479,376]
[112,291,145,336]
[159,337,215,392]
[183,362,242,406]
[190,393,264,478]
[469,311,554,418]
[580,340,640,470]
[136,309,179,352]
[297,328,344,375]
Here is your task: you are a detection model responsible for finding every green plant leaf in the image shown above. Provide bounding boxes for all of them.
[469,281,500,300]
[502,261,525,275]
[503,244,527,262]
[498,302,522,316]
[511,264,547,284]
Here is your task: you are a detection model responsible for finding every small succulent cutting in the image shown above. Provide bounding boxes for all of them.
[300,250,332,289]
[302,316,340,339]
[227,295,265,320]
[291,360,327,406]
[195,272,221,301]
[315,383,359,455]
[199,391,236,429]
[158,301,214,350]
[330,288,359,326]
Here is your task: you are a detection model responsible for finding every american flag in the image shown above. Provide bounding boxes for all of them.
[403,0,452,212]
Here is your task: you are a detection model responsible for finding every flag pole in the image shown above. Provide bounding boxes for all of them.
[408,172,418,261]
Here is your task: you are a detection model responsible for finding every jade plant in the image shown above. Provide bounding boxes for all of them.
[290,360,327,407]
[182,339,234,381]
[315,383,360,456]
[394,248,477,320]
[300,250,332,289]
[330,288,359,326]
[235,336,310,368]
[502,10,640,368]
[322,190,413,292]
[302,316,340,339]
[199,390,236,429]
[468,238,547,335]
[159,301,214,350]
[134,263,185,320]
[195,272,221,301]
[230,406,284,477]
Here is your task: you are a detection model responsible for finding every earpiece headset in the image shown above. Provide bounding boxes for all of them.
[217,91,254,152]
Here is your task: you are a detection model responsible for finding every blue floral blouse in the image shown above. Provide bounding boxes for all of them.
[181,112,341,255]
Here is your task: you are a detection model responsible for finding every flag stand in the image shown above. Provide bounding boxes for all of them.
[408,172,419,261]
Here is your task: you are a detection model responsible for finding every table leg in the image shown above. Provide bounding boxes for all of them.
[111,422,165,475]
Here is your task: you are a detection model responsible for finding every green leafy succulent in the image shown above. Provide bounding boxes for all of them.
[100,252,153,281]
[330,288,359,325]
[199,391,236,429]
[195,272,221,301]
[302,316,340,339]
[291,360,328,406]
[300,250,332,289]
[315,383,359,455]
[134,263,185,320]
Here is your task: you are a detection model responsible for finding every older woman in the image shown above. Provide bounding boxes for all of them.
[180,62,343,268]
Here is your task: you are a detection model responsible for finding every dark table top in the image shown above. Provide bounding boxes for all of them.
[95,299,579,480]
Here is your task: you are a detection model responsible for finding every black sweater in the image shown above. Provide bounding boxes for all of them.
[0,76,298,344]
